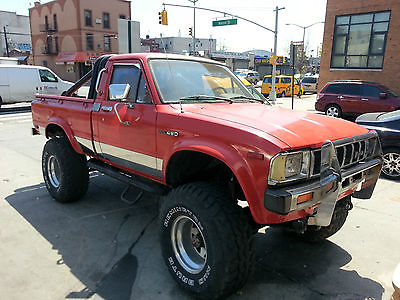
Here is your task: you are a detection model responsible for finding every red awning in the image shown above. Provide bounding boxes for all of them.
[56,51,105,62]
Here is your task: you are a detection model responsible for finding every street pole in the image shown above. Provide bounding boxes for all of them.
[3,26,10,57]
[188,0,198,55]
[270,6,285,102]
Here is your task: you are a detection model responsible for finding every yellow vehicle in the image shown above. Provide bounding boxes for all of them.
[261,75,303,98]
[240,78,268,102]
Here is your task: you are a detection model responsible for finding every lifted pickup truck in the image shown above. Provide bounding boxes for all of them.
[32,53,382,299]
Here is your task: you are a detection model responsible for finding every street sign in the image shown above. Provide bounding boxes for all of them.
[212,19,238,27]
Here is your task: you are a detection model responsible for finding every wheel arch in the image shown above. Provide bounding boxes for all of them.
[45,118,84,154]
[164,143,264,222]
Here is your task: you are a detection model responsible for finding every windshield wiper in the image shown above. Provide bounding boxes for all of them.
[179,95,233,103]
[229,96,266,104]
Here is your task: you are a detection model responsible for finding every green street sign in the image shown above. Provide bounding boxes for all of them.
[212,19,238,27]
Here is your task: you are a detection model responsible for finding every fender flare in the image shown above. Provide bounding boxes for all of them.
[164,138,265,222]
[46,117,84,154]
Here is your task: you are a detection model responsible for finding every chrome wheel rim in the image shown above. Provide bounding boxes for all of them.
[382,152,400,178]
[326,106,339,117]
[47,155,61,188]
[171,215,207,274]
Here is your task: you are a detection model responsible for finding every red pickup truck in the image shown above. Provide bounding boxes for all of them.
[32,53,382,299]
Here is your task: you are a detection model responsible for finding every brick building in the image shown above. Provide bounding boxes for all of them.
[319,0,400,94]
[29,0,131,81]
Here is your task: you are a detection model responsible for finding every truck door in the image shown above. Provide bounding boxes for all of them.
[92,61,161,178]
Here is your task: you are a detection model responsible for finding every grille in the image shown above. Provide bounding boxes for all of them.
[311,136,378,176]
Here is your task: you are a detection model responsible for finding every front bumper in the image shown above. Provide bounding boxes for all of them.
[264,135,382,226]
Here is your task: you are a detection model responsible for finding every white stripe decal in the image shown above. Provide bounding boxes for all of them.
[99,142,163,171]
[75,136,94,152]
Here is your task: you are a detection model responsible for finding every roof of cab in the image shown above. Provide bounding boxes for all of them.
[109,52,225,65]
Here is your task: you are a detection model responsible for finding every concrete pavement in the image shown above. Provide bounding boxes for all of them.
[0,104,399,300]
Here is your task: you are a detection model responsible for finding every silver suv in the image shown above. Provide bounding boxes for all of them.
[302,76,318,94]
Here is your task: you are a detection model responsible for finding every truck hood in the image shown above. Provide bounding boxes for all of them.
[183,103,368,149]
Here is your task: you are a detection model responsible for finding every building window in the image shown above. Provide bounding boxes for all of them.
[85,10,92,26]
[104,35,111,51]
[119,15,126,19]
[331,10,390,69]
[86,34,94,50]
[45,15,49,30]
[53,14,58,31]
[103,13,110,28]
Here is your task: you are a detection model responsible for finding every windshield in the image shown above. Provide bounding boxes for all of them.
[302,77,317,83]
[378,84,398,97]
[245,85,270,104]
[149,59,253,103]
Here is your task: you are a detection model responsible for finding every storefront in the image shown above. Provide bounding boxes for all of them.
[55,51,105,81]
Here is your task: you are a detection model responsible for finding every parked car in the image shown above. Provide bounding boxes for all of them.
[241,78,269,102]
[0,65,73,108]
[261,75,303,98]
[356,110,400,180]
[315,80,400,118]
[302,76,319,94]
[234,70,260,84]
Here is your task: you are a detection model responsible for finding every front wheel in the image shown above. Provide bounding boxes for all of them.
[325,104,342,118]
[42,138,89,203]
[297,196,351,242]
[381,147,400,180]
[160,182,254,299]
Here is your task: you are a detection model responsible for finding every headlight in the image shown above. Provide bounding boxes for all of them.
[268,150,311,185]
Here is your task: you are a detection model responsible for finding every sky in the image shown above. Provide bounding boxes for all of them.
[2,0,327,56]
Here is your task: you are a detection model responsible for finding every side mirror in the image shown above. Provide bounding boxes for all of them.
[379,92,387,99]
[109,83,131,101]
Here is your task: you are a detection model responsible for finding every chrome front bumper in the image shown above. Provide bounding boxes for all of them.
[264,136,382,226]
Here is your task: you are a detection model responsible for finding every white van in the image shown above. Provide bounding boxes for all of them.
[0,65,73,107]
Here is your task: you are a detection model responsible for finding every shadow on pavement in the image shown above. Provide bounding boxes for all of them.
[5,173,158,300]
[5,174,384,300]
[231,227,384,299]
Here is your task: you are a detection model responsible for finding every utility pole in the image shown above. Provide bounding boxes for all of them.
[270,6,285,102]
[187,0,198,55]
[3,26,10,57]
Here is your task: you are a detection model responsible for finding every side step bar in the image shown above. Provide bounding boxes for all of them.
[88,159,170,196]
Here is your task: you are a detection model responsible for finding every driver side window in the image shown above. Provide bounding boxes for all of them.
[109,64,152,103]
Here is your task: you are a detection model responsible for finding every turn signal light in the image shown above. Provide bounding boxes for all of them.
[297,192,313,204]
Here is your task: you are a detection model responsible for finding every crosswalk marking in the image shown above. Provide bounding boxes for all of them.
[0,112,32,125]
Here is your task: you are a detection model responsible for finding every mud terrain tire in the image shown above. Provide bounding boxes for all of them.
[42,138,89,203]
[299,196,350,242]
[160,182,254,299]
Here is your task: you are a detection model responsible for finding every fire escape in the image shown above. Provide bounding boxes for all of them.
[40,16,59,55]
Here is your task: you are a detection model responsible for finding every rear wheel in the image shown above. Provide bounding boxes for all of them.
[160,182,254,299]
[381,147,400,180]
[325,104,342,118]
[42,138,89,203]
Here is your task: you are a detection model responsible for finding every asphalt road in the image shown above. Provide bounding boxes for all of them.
[0,102,399,300]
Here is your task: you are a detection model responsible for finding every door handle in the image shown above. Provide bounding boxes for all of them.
[114,103,130,126]
[361,98,368,101]
[337,96,344,99]
[101,106,112,112]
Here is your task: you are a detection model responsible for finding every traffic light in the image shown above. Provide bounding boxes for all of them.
[158,10,168,25]
[189,27,193,36]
